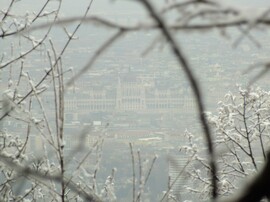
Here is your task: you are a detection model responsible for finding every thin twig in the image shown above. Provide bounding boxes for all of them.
[0,154,102,202]
[161,154,195,202]
[129,143,136,202]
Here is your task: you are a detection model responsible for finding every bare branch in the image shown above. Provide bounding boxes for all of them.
[139,0,217,199]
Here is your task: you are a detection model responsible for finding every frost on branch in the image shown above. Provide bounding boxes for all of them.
[100,168,117,202]
[181,86,270,200]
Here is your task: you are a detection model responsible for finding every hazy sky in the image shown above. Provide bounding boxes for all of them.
[1,0,269,19]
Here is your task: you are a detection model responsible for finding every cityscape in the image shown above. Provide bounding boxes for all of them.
[1,0,270,201]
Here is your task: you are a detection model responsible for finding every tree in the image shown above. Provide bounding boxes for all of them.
[1,0,270,201]
[0,0,104,201]
[181,86,270,201]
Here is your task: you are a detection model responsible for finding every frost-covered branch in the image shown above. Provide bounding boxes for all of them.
[0,154,102,202]
[183,87,270,200]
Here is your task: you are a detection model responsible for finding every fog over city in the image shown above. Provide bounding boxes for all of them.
[1,0,270,201]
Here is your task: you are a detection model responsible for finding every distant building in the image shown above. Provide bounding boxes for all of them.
[116,73,146,110]
[168,155,193,201]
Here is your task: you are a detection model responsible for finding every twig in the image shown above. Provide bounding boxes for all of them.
[129,143,136,202]
[0,154,102,202]
[161,154,195,202]
[221,151,270,202]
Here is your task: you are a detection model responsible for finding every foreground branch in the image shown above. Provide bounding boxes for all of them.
[139,0,217,199]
